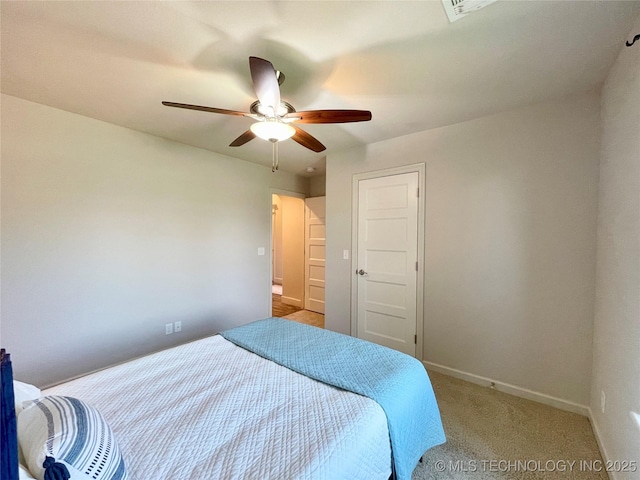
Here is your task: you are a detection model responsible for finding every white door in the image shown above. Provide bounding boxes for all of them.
[304,197,326,313]
[356,172,419,356]
[281,196,305,308]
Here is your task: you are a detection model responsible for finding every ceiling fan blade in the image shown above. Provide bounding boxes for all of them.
[162,101,248,117]
[291,126,326,152]
[229,130,256,147]
[249,57,281,115]
[286,109,372,124]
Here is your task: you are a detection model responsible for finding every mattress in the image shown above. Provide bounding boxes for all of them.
[44,335,392,480]
[221,318,445,480]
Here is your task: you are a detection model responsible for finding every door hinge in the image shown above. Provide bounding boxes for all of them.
[415,261,418,271]
[417,187,420,198]
[414,334,417,344]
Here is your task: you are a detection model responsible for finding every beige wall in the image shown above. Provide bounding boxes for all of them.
[590,16,640,472]
[1,94,308,387]
[325,93,601,407]
[272,194,283,285]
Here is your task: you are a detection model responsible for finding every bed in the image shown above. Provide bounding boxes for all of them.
[2,318,445,480]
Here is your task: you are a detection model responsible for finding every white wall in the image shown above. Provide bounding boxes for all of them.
[326,93,601,407]
[309,175,326,197]
[590,17,640,474]
[1,94,308,387]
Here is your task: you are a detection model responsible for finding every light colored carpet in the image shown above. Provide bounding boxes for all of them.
[414,372,606,479]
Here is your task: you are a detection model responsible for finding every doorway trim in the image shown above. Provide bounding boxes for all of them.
[269,189,307,317]
[350,163,426,360]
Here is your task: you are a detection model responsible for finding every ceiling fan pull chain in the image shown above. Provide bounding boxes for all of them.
[271,141,279,172]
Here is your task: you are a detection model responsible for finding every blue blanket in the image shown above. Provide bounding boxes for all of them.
[220,318,445,480]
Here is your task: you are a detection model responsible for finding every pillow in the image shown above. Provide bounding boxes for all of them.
[12,379,41,473]
[13,381,41,415]
[12,381,42,468]
[19,463,37,480]
[18,396,128,480]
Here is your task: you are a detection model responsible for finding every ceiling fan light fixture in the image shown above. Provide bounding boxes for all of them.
[250,119,295,142]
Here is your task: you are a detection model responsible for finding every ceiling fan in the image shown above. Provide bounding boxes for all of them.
[162,57,372,171]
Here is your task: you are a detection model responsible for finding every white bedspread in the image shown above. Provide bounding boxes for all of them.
[44,335,392,480]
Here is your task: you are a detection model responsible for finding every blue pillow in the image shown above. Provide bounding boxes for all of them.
[18,396,127,480]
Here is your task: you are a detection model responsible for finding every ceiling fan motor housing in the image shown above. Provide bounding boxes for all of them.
[250,100,296,118]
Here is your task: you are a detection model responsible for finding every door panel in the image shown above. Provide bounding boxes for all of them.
[281,196,305,308]
[305,197,326,314]
[356,173,418,356]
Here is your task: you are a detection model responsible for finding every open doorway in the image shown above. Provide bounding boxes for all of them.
[271,192,325,328]
[272,193,304,317]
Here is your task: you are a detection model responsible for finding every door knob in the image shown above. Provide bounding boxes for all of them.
[357,269,368,276]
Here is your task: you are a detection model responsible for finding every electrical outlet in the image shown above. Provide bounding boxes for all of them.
[601,390,606,414]
[165,323,173,335]
[174,321,182,333]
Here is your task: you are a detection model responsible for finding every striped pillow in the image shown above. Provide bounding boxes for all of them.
[18,396,127,480]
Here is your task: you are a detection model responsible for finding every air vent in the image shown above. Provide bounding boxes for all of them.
[442,0,498,22]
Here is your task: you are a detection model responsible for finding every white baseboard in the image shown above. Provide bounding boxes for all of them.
[281,296,303,308]
[423,361,590,417]
[588,409,615,480]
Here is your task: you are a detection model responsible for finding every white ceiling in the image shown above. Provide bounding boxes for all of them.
[2,1,639,176]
